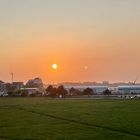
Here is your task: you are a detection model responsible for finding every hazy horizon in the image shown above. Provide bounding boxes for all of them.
[0,0,140,83]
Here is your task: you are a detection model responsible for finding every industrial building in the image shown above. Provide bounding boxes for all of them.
[116,85,140,94]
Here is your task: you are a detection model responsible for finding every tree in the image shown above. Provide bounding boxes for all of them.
[69,87,82,96]
[57,85,68,98]
[69,87,76,96]
[46,85,57,98]
[46,85,53,93]
[83,88,93,97]
[103,89,112,95]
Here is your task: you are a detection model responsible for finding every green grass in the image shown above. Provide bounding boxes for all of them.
[0,98,140,140]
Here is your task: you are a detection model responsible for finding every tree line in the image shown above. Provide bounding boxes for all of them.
[46,85,111,98]
[1,83,111,97]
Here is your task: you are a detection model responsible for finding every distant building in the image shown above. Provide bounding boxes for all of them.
[0,81,6,95]
[20,88,40,96]
[116,85,140,94]
[12,82,24,90]
[26,78,44,89]
[102,81,109,85]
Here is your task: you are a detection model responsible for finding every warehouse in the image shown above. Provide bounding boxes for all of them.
[117,85,140,94]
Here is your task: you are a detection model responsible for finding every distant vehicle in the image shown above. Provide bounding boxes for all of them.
[0,92,8,97]
[118,94,140,99]
[2,93,8,97]
[0,92,4,96]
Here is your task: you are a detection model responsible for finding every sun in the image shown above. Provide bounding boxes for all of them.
[52,64,58,70]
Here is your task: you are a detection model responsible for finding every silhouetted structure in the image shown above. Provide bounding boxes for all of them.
[83,88,94,96]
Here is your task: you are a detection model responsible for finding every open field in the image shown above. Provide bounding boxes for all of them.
[0,98,140,140]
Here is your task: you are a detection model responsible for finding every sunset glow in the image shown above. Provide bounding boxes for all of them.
[0,0,140,84]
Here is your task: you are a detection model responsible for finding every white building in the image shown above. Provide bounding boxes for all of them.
[116,85,140,94]
[20,88,40,95]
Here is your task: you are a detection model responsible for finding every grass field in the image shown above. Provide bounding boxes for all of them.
[0,98,140,140]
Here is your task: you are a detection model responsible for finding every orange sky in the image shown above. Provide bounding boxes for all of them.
[0,0,140,84]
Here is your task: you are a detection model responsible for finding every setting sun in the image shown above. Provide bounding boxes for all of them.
[52,64,58,70]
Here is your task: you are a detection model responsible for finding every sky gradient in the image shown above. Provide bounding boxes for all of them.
[0,0,140,84]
